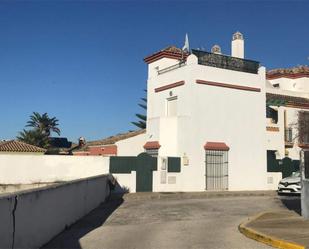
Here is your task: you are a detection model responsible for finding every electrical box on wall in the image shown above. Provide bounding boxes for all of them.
[183,153,189,166]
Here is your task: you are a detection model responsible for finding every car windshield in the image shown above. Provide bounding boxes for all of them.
[292,171,301,177]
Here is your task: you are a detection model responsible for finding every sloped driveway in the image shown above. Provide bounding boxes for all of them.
[43,193,296,249]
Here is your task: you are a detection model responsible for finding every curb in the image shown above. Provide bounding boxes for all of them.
[239,212,305,249]
[122,191,277,201]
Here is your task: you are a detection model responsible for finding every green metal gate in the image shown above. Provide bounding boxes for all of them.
[135,153,157,192]
[110,152,157,192]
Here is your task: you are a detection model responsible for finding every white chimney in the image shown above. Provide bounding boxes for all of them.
[211,44,222,54]
[231,31,244,59]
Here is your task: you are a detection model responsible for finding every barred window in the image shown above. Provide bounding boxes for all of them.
[205,150,228,190]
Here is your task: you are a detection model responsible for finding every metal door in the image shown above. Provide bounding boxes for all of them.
[135,153,157,192]
[205,150,228,190]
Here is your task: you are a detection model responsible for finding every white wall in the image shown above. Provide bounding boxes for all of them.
[266,107,285,157]
[113,172,136,193]
[0,155,109,184]
[0,175,110,249]
[116,133,147,156]
[269,77,309,93]
[266,172,282,190]
[147,54,267,191]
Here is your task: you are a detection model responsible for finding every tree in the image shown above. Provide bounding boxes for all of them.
[26,112,60,136]
[132,91,147,129]
[17,112,61,149]
[17,129,50,149]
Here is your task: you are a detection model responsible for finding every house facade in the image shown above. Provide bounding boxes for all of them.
[265,66,309,192]
[77,32,309,193]
[144,33,268,191]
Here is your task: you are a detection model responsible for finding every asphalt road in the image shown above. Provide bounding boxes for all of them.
[43,194,300,249]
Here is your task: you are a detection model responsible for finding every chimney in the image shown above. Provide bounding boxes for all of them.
[231,31,244,59]
[78,137,86,147]
[211,44,222,54]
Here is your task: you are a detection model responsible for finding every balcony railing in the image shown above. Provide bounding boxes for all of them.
[191,49,260,74]
[157,62,186,75]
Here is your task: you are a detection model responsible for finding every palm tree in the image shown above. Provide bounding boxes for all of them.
[26,112,60,136]
[17,129,50,149]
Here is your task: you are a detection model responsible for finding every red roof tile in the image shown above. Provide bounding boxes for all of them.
[144,46,189,64]
[143,141,161,149]
[0,140,46,153]
[87,129,145,146]
[267,65,309,79]
[204,142,230,151]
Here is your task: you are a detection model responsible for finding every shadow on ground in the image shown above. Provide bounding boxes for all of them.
[278,194,301,215]
[41,194,124,249]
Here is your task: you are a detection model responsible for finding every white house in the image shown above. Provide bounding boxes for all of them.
[143,32,268,191]
[265,66,309,189]
[99,32,309,193]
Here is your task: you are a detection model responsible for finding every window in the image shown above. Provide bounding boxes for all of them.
[285,128,293,143]
[167,97,177,116]
[266,106,278,124]
[205,150,228,190]
[273,83,280,88]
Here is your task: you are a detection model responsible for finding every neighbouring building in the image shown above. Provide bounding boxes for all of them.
[0,140,46,154]
[265,66,309,190]
[72,129,146,156]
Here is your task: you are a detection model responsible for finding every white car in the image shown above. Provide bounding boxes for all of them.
[278,171,301,194]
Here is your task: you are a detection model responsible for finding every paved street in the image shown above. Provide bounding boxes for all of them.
[43,193,300,249]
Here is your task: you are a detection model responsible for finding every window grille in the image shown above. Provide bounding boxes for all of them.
[205,150,228,190]
[285,128,293,143]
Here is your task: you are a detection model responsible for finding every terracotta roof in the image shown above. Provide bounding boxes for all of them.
[144,46,189,64]
[86,129,146,146]
[266,93,309,108]
[143,141,161,149]
[267,65,309,79]
[0,140,46,153]
[204,142,230,151]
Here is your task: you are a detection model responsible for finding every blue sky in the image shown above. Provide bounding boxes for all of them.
[0,1,308,142]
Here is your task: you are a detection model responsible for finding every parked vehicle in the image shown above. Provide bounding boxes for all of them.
[278,171,301,194]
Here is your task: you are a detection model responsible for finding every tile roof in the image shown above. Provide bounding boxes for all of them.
[143,141,161,149]
[144,46,189,64]
[72,129,146,153]
[267,65,309,79]
[86,129,146,146]
[0,140,46,153]
[266,93,309,108]
[204,142,230,151]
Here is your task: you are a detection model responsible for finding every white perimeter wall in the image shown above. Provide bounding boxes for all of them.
[0,155,109,184]
[116,133,147,156]
[0,175,110,249]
